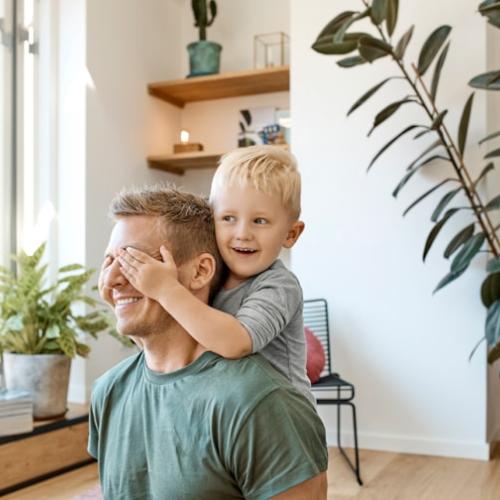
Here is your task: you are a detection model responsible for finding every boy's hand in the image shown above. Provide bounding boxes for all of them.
[98,256,113,308]
[117,246,178,302]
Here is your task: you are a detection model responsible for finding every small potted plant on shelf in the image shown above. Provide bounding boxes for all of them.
[0,242,128,419]
[188,0,221,77]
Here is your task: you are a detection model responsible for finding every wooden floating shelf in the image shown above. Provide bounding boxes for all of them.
[148,66,290,108]
[148,145,289,176]
[148,151,223,175]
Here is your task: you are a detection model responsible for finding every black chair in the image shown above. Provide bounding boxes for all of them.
[304,298,363,486]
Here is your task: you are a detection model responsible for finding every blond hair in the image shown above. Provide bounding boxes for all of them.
[109,184,225,297]
[209,146,301,219]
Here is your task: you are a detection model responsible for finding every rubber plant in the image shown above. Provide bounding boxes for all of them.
[0,242,129,357]
[312,0,500,363]
[192,0,217,41]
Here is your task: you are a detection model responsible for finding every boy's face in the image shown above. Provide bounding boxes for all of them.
[212,183,304,286]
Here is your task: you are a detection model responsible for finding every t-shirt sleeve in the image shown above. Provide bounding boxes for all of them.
[236,268,302,353]
[229,388,328,499]
[87,385,100,459]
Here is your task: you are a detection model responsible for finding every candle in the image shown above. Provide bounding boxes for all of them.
[180,130,190,144]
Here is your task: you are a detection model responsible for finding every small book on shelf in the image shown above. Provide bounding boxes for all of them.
[0,389,34,437]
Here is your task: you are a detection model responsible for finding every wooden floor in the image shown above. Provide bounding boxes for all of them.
[4,447,500,499]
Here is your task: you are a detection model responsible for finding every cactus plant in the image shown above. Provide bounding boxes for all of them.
[192,0,217,41]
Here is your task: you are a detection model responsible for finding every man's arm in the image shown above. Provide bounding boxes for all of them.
[272,472,327,500]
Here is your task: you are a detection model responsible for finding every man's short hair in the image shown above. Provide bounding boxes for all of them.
[109,184,225,298]
[209,145,302,219]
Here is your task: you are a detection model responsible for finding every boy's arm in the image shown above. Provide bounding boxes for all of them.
[117,247,252,359]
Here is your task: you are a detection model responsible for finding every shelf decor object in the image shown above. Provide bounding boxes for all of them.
[173,130,204,153]
[188,0,221,77]
[148,66,290,108]
[254,32,289,69]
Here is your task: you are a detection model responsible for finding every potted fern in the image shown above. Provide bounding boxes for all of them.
[188,0,221,77]
[0,242,122,419]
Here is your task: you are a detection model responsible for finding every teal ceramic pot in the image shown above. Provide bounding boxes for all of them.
[187,41,222,77]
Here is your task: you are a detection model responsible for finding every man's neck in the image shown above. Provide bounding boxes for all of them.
[135,324,207,374]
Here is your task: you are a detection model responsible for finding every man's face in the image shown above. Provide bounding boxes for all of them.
[100,215,173,338]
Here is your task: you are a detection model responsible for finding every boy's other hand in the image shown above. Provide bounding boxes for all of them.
[117,246,178,302]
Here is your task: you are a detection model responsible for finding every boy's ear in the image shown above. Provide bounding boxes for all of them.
[283,220,305,249]
[188,253,217,293]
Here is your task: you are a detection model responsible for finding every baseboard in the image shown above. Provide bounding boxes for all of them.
[326,429,490,461]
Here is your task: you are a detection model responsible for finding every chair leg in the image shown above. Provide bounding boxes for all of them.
[335,400,363,486]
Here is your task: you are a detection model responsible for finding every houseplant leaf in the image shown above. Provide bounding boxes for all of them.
[394,25,414,59]
[315,11,356,39]
[472,162,494,188]
[430,42,450,101]
[347,77,393,116]
[403,179,456,217]
[417,25,452,76]
[444,224,475,258]
[469,70,500,90]
[433,266,468,294]
[335,9,371,43]
[368,98,411,136]
[484,147,500,159]
[485,194,500,211]
[485,300,500,347]
[338,56,367,67]
[371,0,388,24]
[479,130,500,145]
[479,0,500,28]
[458,93,475,157]
[312,33,360,55]
[386,0,399,36]
[487,257,500,273]
[423,208,460,261]
[358,36,393,63]
[450,232,486,273]
[481,272,500,308]
[430,187,462,222]
[368,125,420,171]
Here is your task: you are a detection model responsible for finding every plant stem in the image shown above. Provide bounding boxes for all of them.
[369,14,499,257]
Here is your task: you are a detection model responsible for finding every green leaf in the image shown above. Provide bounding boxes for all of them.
[479,1,500,28]
[386,0,399,36]
[431,110,448,129]
[394,25,414,59]
[367,125,420,171]
[403,179,456,217]
[413,128,432,140]
[484,194,500,212]
[479,130,500,145]
[337,56,367,68]
[371,0,388,24]
[444,224,475,259]
[469,71,500,90]
[481,272,500,308]
[335,9,371,43]
[485,300,500,347]
[312,33,359,55]
[423,208,460,261]
[368,98,411,136]
[458,93,475,157]
[417,25,452,76]
[488,342,500,364]
[392,153,447,198]
[450,232,485,273]
[347,78,393,116]
[469,336,486,362]
[406,139,443,171]
[484,147,500,159]
[358,36,393,63]
[430,42,450,102]
[472,162,494,189]
[430,187,462,222]
[315,11,356,39]
[59,263,85,273]
[487,257,500,273]
[433,266,468,294]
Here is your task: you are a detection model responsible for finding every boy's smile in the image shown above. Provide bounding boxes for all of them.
[213,183,304,289]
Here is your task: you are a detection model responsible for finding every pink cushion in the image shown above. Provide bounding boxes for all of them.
[305,327,326,384]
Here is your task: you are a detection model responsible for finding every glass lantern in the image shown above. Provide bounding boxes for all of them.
[253,32,290,69]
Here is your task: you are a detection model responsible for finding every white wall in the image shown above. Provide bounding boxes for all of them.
[292,0,491,459]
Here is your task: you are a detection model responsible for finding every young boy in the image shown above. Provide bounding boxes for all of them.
[116,146,314,403]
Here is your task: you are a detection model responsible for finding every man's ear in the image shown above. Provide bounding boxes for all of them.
[188,253,217,292]
[283,220,305,249]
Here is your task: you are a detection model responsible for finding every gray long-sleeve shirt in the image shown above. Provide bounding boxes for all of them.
[212,260,314,404]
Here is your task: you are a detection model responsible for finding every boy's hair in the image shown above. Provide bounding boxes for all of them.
[109,184,225,297]
[209,146,302,219]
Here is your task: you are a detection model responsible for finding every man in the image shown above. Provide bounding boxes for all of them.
[89,185,328,499]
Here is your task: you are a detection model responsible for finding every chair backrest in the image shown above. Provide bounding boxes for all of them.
[303,298,332,377]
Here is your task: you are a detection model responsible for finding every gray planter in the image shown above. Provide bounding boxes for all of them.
[187,40,222,77]
[3,353,71,420]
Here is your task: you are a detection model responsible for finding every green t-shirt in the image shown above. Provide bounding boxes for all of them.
[88,351,327,500]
